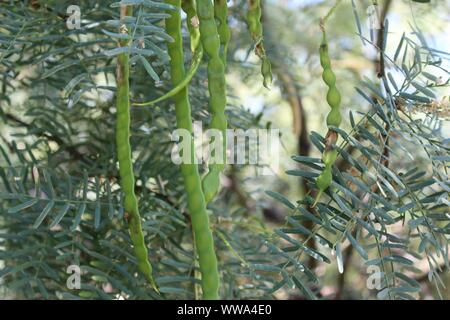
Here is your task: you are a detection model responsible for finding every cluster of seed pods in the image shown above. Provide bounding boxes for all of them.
[196,0,228,204]
[165,0,220,300]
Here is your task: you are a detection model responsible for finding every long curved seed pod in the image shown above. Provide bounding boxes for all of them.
[246,0,272,88]
[312,30,342,207]
[165,0,220,300]
[115,5,157,290]
[214,0,231,66]
[196,0,228,204]
[133,46,203,106]
[182,0,204,300]
[134,0,202,107]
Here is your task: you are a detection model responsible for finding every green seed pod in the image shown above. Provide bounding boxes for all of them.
[261,57,273,88]
[196,0,228,205]
[182,0,201,52]
[319,46,331,69]
[202,168,220,203]
[326,107,342,127]
[316,166,332,190]
[326,87,341,109]
[246,0,272,88]
[115,5,156,290]
[319,32,330,68]
[313,29,343,207]
[322,68,336,87]
[214,0,231,66]
[322,149,338,166]
[166,0,220,300]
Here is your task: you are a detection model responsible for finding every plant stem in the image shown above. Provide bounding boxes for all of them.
[320,0,344,31]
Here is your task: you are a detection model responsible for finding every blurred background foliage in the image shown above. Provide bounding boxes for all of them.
[0,0,449,300]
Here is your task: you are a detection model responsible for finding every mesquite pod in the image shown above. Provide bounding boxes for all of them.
[134,0,203,107]
[246,0,272,88]
[165,0,220,299]
[115,5,156,289]
[313,31,342,207]
[196,0,228,204]
[133,46,203,106]
[214,0,231,66]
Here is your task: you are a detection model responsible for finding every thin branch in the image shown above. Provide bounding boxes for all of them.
[375,0,393,78]
[2,112,85,160]
[320,0,344,31]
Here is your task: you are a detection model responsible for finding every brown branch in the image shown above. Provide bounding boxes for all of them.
[375,0,392,78]
[378,0,392,169]
[2,112,85,161]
